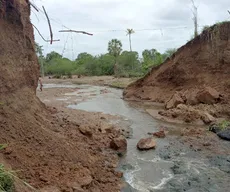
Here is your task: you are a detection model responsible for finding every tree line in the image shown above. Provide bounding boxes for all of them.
[35,37,176,78]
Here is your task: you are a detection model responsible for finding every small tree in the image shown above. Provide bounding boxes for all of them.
[108,39,122,76]
[126,29,135,52]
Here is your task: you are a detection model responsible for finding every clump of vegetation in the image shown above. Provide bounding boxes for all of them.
[0,164,14,192]
[0,144,14,192]
[218,120,230,130]
[0,144,37,192]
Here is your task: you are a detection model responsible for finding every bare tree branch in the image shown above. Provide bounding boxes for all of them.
[191,0,195,7]
[32,24,60,42]
[29,1,39,12]
[42,6,53,44]
[59,30,93,36]
[228,10,230,15]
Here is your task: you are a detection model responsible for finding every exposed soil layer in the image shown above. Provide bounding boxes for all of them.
[124,22,230,123]
[0,1,124,191]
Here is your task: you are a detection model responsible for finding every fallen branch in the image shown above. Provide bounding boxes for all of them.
[42,6,53,44]
[32,24,60,42]
[59,30,93,36]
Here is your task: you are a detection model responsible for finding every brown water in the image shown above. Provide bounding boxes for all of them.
[43,84,230,192]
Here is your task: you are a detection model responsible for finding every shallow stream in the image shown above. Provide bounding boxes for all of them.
[43,84,230,192]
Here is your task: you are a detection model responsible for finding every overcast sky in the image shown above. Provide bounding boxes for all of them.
[31,0,230,60]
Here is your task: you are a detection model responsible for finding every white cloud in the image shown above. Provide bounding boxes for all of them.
[31,0,230,59]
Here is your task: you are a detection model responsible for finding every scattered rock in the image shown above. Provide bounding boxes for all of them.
[153,130,166,138]
[217,129,230,141]
[3,147,12,155]
[165,92,185,109]
[79,125,93,137]
[114,171,123,178]
[203,142,211,147]
[183,89,199,105]
[110,136,127,153]
[80,175,93,187]
[103,125,114,134]
[196,87,221,104]
[137,138,156,150]
[39,175,49,183]
[201,112,216,124]
[176,104,188,110]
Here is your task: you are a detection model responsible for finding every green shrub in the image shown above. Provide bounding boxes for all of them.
[218,120,230,130]
[0,164,14,192]
[0,144,14,192]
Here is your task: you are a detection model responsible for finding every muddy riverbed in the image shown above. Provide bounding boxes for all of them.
[37,83,230,192]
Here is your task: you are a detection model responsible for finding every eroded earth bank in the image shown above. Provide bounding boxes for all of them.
[0,1,125,191]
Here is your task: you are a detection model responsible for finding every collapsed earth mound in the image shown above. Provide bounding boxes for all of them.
[124,22,230,123]
[0,1,123,191]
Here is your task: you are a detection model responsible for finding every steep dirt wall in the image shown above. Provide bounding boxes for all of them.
[124,22,230,103]
[0,0,39,100]
[0,2,124,191]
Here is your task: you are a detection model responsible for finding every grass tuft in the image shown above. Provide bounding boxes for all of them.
[218,120,230,130]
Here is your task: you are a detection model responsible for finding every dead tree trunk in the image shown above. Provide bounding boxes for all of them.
[191,0,198,37]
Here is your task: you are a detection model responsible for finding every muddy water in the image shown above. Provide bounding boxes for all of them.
[44,84,230,192]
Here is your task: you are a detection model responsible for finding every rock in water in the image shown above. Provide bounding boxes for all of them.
[137,138,156,150]
[217,129,230,141]
[110,136,127,153]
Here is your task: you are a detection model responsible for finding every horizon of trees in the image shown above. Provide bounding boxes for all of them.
[35,40,177,78]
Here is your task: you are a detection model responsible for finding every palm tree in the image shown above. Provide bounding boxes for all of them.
[126,29,135,52]
[108,39,122,76]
